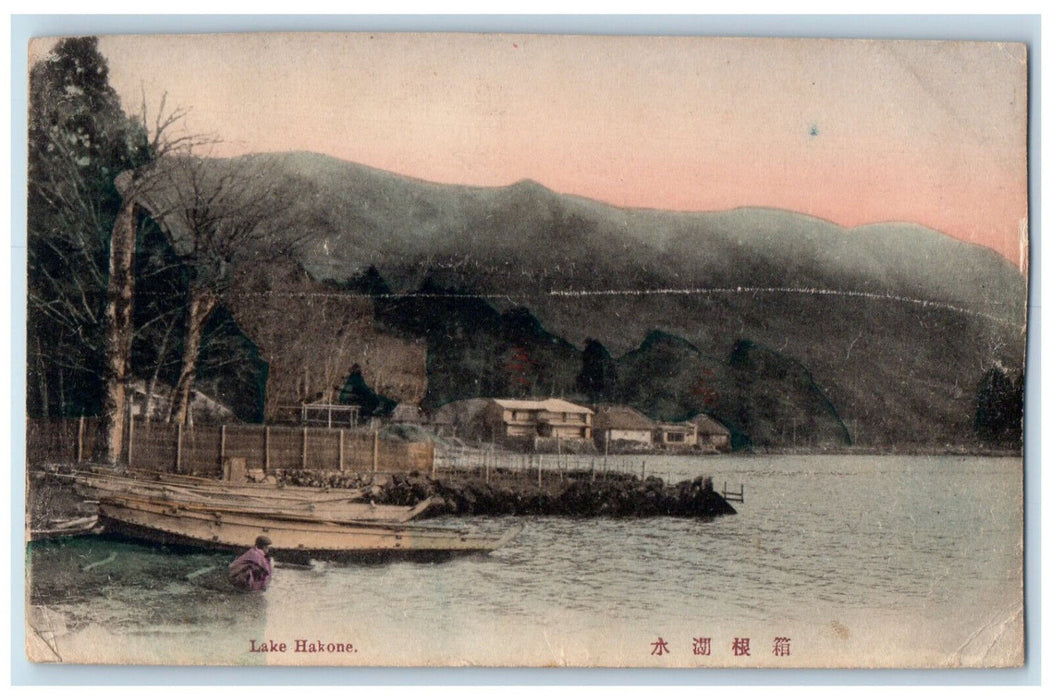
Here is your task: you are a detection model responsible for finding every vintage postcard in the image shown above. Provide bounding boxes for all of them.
[23,32,1027,668]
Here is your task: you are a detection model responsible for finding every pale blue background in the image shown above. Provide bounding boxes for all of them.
[9,13,1041,686]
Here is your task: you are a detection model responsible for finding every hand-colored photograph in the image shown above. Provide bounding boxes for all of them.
[23,31,1027,668]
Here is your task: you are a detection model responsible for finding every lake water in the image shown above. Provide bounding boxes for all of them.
[25,454,1023,668]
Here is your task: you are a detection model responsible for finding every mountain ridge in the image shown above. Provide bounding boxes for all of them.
[150,151,1025,448]
[252,152,1022,317]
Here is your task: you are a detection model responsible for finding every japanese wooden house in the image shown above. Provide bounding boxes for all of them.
[485,398,593,445]
[689,413,732,451]
[654,421,699,448]
[591,404,657,447]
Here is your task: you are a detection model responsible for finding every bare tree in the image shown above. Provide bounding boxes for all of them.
[26,38,209,463]
[29,38,270,462]
[133,150,296,425]
[96,94,209,463]
[226,256,373,421]
[226,257,430,423]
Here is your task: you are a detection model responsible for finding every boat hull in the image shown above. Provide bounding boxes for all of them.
[97,496,519,562]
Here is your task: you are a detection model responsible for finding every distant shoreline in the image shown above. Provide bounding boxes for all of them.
[442,440,1022,460]
[732,445,1022,458]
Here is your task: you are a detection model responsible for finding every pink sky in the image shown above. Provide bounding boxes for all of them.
[32,33,1029,266]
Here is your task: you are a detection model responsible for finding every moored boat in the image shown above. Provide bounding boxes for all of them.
[96,493,521,562]
[67,469,435,523]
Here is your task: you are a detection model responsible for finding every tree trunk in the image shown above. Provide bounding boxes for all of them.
[34,335,49,418]
[96,197,137,464]
[168,288,218,426]
[145,318,176,423]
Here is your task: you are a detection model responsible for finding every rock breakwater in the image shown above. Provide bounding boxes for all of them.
[278,469,737,518]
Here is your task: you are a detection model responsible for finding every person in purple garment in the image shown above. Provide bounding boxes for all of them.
[228,535,274,591]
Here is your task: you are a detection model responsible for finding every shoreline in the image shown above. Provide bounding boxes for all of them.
[734,445,1022,458]
[442,442,1023,459]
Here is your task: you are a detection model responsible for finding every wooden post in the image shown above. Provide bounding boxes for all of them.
[127,411,134,467]
[264,426,270,473]
[641,460,646,480]
[175,423,183,473]
[591,457,596,483]
[302,426,308,470]
[537,453,543,487]
[339,428,345,472]
[76,415,85,462]
[431,441,437,478]
[219,424,226,471]
[372,428,379,477]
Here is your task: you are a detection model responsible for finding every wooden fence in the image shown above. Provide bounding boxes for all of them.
[26,417,435,476]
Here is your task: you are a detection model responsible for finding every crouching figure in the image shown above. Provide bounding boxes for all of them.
[229,535,274,592]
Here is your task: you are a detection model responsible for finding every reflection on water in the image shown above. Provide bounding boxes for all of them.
[26,455,1023,667]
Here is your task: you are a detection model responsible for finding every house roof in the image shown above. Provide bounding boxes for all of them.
[490,398,593,414]
[657,422,696,433]
[592,404,656,431]
[689,413,731,435]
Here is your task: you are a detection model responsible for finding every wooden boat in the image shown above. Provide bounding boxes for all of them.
[67,470,435,523]
[122,468,367,499]
[96,493,521,562]
[70,468,366,501]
